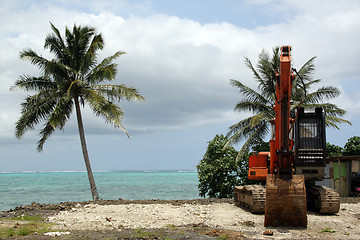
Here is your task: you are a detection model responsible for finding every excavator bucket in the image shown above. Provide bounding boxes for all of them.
[264,174,307,227]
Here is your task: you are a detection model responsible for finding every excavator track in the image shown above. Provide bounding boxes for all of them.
[233,185,265,213]
[234,184,340,215]
[307,185,340,214]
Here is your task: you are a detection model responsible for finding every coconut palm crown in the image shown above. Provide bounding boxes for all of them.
[226,46,350,156]
[12,23,144,200]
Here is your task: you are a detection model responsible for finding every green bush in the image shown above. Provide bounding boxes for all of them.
[197,134,250,198]
[326,142,343,157]
[343,136,360,156]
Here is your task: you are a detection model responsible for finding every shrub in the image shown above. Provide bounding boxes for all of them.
[197,134,250,198]
[326,142,343,157]
[343,136,360,156]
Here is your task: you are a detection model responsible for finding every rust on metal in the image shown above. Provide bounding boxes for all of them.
[307,185,340,213]
[234,185,265,213]
[264,174,307,227]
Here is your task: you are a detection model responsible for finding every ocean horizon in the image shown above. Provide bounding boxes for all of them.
[0,170,200,212]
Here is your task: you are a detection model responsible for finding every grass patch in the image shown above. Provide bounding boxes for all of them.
[4,228,15,237]
[0,214,56,238]
[0,222,54,237]
[320,227,336,233]
[165,224,178,230]
[218,233,230,239]
[132,228,173,240]
[133,231,157,239]
[9,213,44,222]
[17,227,32,236]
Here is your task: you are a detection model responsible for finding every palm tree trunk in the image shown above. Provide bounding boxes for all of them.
[74,97,99,201]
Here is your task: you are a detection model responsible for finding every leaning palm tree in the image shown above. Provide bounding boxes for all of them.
[12,23,144,201]
[226,46,350,156]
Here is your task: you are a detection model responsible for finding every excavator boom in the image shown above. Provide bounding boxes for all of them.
[264,46,307,227]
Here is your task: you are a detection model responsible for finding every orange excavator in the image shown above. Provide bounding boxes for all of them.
[234,46,340,227]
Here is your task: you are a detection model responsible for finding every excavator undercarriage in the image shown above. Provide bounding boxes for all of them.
[234,185,265,213]
[306,185,340,213]
[234,182,340,214]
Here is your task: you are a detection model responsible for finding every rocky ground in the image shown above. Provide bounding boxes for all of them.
[0,198,359,239]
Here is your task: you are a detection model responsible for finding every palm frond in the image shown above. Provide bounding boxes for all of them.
[325,115,352,130]
[15,92,57,138]
[11,76,56,92]
[257,49,275,92]
[234,100,271,114]
[225,113,269,149]
[230,79,269,104]
[296,56,317,82]
[49,22,65,49]
[45,23,66,61]
[37,122,56,152]
[271,47,280,71]
[83,88,130,137]
[20,49,48,72]
[78,31,104,75]
[44,35,65,60]
[92,84,145,102]
[304,86,341,104]
[237,123,269,158]
[44,60,75,82]
[86,51,126,84]
[250,110,272,127]
[225,117,253,147]
[48,98,73,129]
[244,57,263,83]
[320,103,346,116]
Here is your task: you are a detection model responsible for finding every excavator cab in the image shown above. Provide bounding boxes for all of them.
[295,107,340,213]
[294,107,326,181]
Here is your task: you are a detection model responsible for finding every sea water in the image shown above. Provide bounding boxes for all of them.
[0,171,200,212]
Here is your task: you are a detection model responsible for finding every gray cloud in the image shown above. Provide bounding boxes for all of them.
[1,0,360,171]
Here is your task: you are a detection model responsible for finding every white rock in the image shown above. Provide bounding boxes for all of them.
[44,231,70,236]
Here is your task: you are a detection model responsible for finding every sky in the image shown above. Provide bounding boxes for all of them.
[0,0,359,172]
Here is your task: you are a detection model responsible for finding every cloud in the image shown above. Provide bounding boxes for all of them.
[1,0,359,147]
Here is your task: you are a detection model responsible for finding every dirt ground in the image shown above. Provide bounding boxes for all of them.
[1,198,359,239]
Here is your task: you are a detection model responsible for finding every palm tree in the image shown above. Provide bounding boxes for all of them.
[226,46,350,156]
[12,23,144,201]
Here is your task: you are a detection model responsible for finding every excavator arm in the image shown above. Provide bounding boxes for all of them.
[264,46,307,227]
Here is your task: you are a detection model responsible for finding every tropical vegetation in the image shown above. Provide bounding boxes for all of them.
[12,23,144,200]
[197,134,251,198]
[226,46,350,156]
[326,142,344,157]
[197,134,359,198]
[197,47,354,198]
[343,136,360,156]
[329,136,360,157]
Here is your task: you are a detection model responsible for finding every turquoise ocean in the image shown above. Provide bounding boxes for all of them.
[0,171,199,212]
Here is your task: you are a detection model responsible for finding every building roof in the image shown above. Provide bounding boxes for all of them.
[327,156,360,162]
